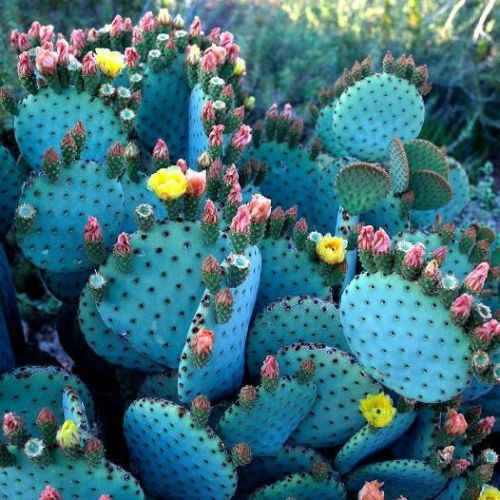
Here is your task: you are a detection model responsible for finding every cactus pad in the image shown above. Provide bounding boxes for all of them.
[17,160,126,273]
[435,478,466,500]
[188,84,210,167]
[276,342,382,447]
[0,146,23,238]
[315,104,348,156]
[62,386,90,433]
[15,88,127,169]
[404,139,447,177]
[341,272,472,402]
[138,370,180,402]
[124,398,237,499]
[333,73,424,162]
[335,162,392,215]
[388,138,410,193]
[246,296,348,379]
[363,195,408,235]
[42,270,89,303]
[409,170,452,210]
[392,409,437,460]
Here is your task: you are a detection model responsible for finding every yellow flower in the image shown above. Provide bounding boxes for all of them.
[148,167,188,201]
[480,486,500,500]
[56,420,80,449]
[233,58,246,77]
[316,234,347,265]
[359,393,396,428]
[95,48,125,78]
[157,8,172,24]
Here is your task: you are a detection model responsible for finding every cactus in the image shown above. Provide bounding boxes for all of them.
[41,270,90,304]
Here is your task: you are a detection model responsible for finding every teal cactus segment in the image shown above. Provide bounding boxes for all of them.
[256,237,330,313]
[0,366,94,436]
[475,385,500,432]
[404,139,447,178]
[237,445,334,495]
[97,221,228,367]
[0,146,24,239]
[248,472,347,500]
[392,409,436,460]
[217,376,317,456]
[178,246,261,404]
[362,194,408,235]
[0,246,16,373]
[14,88,127,170]
[78,286,164,373]
[345,460,448,500]
[246,296,348,379]
[124,398,237,500]
[340,272,472,403]
[62,386,90,434]
[42,270,89,304]
[0,309,14,374]
[410,158,470,228]
[335,205,358,291]
[435,478,466,500]
[276,343,382,447]
[17,160,126,273]
[188,83,209,167]
[135,56,190,158]
[315,104,348,156]
[138,370,180,402]
[0,448,144,499]
[333,73,425,162]
[334,411,417,474]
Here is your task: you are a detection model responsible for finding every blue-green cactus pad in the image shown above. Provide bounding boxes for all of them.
[435,478,466,500]
[62,386,90,433]
[178,247,261,403]
[341,272,472,402]
[0,366,94,436]
[256,237,330,313]
[388,138,410,193]
[404,139,447,177]
[97,221,227,367]
[17,160,126,273]
[217,376,317,456]
[248,472,346,500]
[0,146,24,238]
[363,194,408,235]
[334,411,416,474]
[246,295,348,379]
[135,57,190,158]
[0,448,144,498]
[276,342,382,447]
[15,88,127,170]
[42,269,89,303]
[475,385,500,432]
[345,460,448,499]
[333,74,424,162]
[315,104,348,157]
[0,309,14,374]
[188,83,209,167]
[138,370,179,402]
[78,286,164,373]
[124,398,237,499]
[237,445,334,495]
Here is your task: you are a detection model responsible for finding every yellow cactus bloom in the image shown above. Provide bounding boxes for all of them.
[244,96,256,110]
[233,58,246,77]
[316,234,347,265]
[148,167,188,201]
[157,8,172,24]
[479,486,500,500]
[56,419,80,449]
[359,393,396,428]
[95,48,125,78]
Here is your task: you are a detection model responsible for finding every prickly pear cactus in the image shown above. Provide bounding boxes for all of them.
[42,270,90,304]
[0,147,24,239]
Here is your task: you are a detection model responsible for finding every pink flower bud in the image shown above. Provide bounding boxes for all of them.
[56,38,71,64]
[140,11,156,32]
[266,103,279,119]
[477,416,495,436]
[371,228,391,255]
[17,52,34,77]
[82,51,97,75]
[231,125,252,149]
[295,217,308,232]
[453,458,470,473]
[185,44,200,65]
[432,246,447,265]
[219,31,234,48]
[3,412,23,436]
[35,47,58,76]
[444,409,468,437]
[474,319,500,343]
[114,232,132,254]
[39,486,62,500]
[423,259,441,280]
[201,101,216,122]
[109,142,125,157]
[403,243,425,269]
[84,436,104,454]
[132,27,143,45]
[233,105,245,121]
[43,147,60,165]
[84,216,102,244]
[190,328,215,357]
[39,25,54,44]
[124,47,140,68]
[153,139,169,161]
[208,159,223,180]
[231,205,251,233]
[438,445,455,462]
[248,194,272,223]
[70,29,86,53]
[99,496,112,500]
[18,33,30,52]
[176,159,188,173]
[87,28,100,43]
[208,27,221,44]
[222,84,234,98]
[227,43,240,64]
[192,394,211,412]
[357,225,374,251]
[211,45,227,65]
[36,407,56,424]
[464,262,490,293]
[216,288,233,307]
[239,385,257,403]
[165,37,176,51]
[450,294,473,319]
[261,355,279,380]
[281,103,293,120]
[10,30,20,50]
[202,255,221,274]
[189,16,202,36]
[28,22,41,41]
[201,200,218,224]
[223,164,239,186]
[110,15,124,37]
[186,169,207,197]
[271,206,285,220]
[227,183,242,206]
[201,51,218,72]
[209,124,225,147]
[123,18,133,32]
[358,480,384,500]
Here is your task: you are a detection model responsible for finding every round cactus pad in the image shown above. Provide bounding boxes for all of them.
[62,386,90,434]
[345,460,447,499]
[42,270,89,303]
[333,73,424,162]
[435,478,466,500]
[96,221,227,367]
[388,138,410,193]
[341,272,472,402]
[335,162,392,215]
[15,88,127,170]
[392,409,437,460]
[276,342,382,447]
[246,295,348,379]
[217,376,317,456]
[0,366,94,436]
[475,385,500,433]
[409,170,452,210]
[404,139,447,177]
[0,146,23,238]
[315,104,349,157]
[177,246,261,403]
[334,411,416,474]
[124,398,237,499]
[78,286,164,373]
[17,160,126,273]
[363,194,408,235]
[138,370,180,402]
[188,83,210,167]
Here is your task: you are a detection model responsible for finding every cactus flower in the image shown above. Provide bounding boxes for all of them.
[189,16,202,36]
[432,246,447,265]
[357,225,374,251]
[451,458,470,474]
[216,288,233,307]
[153,138,169,162]
[186,169,207,197]
[233,57,246,76]
[450,293,473,318]
[157,8,172,25]
[223,164,239,186]
[261,355,279,380]
[423,259,440,280]
[403,243,425,268]
[239,385,257,405]
[186,44,201,65]
[110,15,124,37]
[475,319,500,343]
[148,167,188,201]
[358,480,384,500]
[94,48,125,78]
[281,103,293,120]
[124,47,140,68]
[231,125,252,149]
[208,27,221,43]
[56,419,80,449]
[114,232,132,254]
[39,25,54,44]
[39,485,62,500]
[36,407,56,425]
[443,409,468,437]
[35,47,58,76]
[232,443,252,466]
[2,412,23,437]
[201,51,218,72]
[190,328,215,362]
[248,194,272,223]
[201,100,216,122]
[227,183,242,206]
[209,124,225,147]
[82,51,98,75]
[479,485,500,500]
[10,29,20,50]
[17,52,34,77]
[139,11,156,32]
[464,262,490,293]
[18,33,30,52]
[477,416,496,436]
[84,216,102,243]
[316,234,347,265]
[438,445,455,462]
[231,205,251,233]
[70,29,86,53]
[359,393,396,428]
[201,200,218,224]
[24,437,46,459]
[372,229,391,254]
